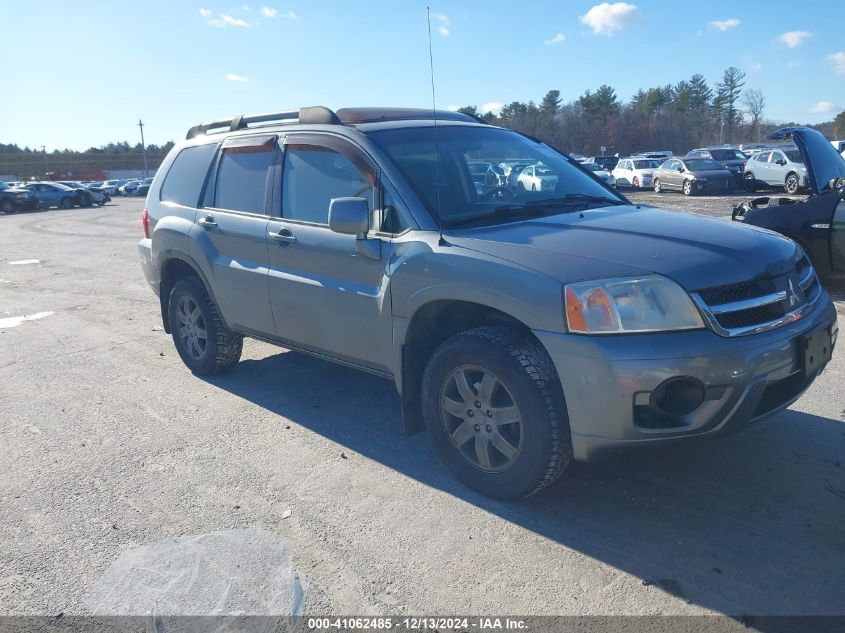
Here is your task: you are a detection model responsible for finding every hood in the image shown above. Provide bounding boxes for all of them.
[768,127,845,195]
[446,205,798,290]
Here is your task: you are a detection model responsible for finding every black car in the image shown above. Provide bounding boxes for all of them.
[55,181,96,207]
[687,147,749,187]
[733,127,845,277]
[589,155,619,172]
[0,181,39,213]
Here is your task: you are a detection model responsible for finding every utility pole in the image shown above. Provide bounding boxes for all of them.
[138,119,149,179]
[41,145,48,178]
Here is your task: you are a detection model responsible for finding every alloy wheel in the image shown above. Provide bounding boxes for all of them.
[439,365,524,473]
[175,295,208,360]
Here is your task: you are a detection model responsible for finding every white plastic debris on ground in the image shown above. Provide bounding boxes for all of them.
[86,529,307,632]
[0,311,54,329]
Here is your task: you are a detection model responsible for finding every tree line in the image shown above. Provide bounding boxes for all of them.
[457,67,844,157]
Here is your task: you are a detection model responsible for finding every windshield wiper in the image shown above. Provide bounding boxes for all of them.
[446,194,627,228]
[524,194,627,207]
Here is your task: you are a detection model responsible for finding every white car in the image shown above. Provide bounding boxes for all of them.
[581,162,616,188]
[515,163,558,192]
[612,158,662,189]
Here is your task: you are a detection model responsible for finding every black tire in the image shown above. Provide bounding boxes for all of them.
[785,173,800,195]
[167,275,243,375]
[653,178,662,193]
[682,179,694,196]
[1,200,16,214]
[421,326,573,499]
[59,197,73,209]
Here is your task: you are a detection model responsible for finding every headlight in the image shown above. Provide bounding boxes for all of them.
[564,275,704,334]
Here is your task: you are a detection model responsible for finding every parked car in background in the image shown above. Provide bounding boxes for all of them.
[653,157,733,195]
[515,162,558,192]
[56,181,104,206]
[612,158,661,189]
[119,180,142,196]
[588,156,619,172]
[0,181,38,214]
[136,181,151,197]
[22,182,83,209]
[743,147,809,194]
[99,179,125,195]
[634,150,673,160]
[581,161,616,187]
[686,147,749,189]
[734,127,845,277]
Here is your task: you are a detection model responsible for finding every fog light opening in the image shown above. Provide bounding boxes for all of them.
[650,376,706,417]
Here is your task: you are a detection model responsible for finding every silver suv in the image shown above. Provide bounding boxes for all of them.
[744,147,809,194]
[139,106,837,499]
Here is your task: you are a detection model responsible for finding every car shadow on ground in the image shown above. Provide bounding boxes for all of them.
[204,346,845,621]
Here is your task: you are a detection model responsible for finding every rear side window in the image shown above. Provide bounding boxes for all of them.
[160,143,217,207]
[214,137,276,213]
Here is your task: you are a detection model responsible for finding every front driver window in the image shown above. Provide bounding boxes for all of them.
[282,144,374,224]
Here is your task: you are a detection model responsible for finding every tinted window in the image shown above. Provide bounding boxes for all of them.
[214,144,274,213]
[756,151,771,162]
[282,145,374,224]
[160,143,217,207]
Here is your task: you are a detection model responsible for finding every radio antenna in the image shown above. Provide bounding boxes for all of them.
[426,7,446,246]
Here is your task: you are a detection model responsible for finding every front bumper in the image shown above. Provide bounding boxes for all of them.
[534,292,837,461]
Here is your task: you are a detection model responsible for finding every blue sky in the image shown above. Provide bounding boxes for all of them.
[2,0,843,150]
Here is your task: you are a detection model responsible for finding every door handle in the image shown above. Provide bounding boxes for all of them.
[269,228,297,244]
[198,215,217,228]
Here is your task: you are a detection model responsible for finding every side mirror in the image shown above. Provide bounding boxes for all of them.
[677,167,684,173]
[777,159,787,166]
[329,197,369,237]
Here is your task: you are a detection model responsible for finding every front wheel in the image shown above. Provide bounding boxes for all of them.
[683,179,694,196]
[421,326,573,499]
[167,276,243,375]
[653,178,662,193]
[59,197,73,209]
[785,173,800,195]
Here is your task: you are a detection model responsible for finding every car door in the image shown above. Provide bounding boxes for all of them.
[832,198,845,272]
[770,151,787,184]
[662,160,679,189]
[752,151,771,183]
[188,133,276,335]
[265,133,397,372]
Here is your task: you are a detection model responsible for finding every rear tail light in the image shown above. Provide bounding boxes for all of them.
[142,207,150,238]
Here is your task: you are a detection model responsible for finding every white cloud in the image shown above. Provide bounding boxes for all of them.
[787,60,800,69]
[481,102,503,115]
[285,10,296,18]
[827,52,845,75]
[201,10,252,27]
[544,33,566,45]
[261,6,277,17]
[241,4,251,11]
[446,105,460,112]
[226,73,249,82]
[710,18,740,31]
[811,100,836,114]
[431,12,450,38]
[777,31,812,48]
[580,2,639,36]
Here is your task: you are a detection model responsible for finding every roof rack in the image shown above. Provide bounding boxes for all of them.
[186,106,341,139]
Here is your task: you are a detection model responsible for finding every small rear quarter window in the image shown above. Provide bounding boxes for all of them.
[160,143,218,207]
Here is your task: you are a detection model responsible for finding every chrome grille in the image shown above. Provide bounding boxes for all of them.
[691,255,821,337]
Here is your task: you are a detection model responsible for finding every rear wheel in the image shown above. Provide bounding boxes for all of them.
[167,276,243,375]
[744,171,758,192]
[421,326,572,499]
[785,173,800,195]
[653,178,662,193]
[1,200,16,214]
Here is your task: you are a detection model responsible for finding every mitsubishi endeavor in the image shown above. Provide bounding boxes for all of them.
[138,106,837,499]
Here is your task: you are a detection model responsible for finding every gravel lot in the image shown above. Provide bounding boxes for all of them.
[1,197,843,620]
[624,188,806,218]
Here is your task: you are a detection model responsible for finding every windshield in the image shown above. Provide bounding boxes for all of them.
[684,159,724,171]
[633,160,660,169]
[368,126,624,226]
[709,149,746,161]
[0,182,9,190]
[582,163,603,171]
[784,150,803,163]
